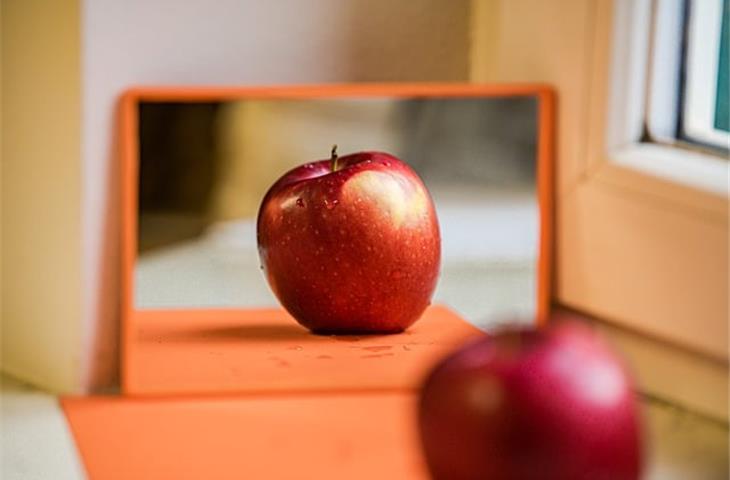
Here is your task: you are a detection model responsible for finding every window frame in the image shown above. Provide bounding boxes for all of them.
[603,0,729,201]
[470,0,728,421]
[575,0,728,360]
[681,0,729,148]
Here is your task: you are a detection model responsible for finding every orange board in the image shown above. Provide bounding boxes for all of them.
[62,391,428,480]
[124,304,483,395]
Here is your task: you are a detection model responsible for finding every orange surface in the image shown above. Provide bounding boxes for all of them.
[124,305,483,395]
[62,391,428,480]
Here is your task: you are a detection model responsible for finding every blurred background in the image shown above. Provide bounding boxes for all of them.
[1,0,728,478]
[135,98,539,326]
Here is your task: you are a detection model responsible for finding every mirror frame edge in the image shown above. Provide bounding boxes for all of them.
[117,83,556,392]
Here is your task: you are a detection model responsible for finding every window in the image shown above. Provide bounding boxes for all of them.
[609,0,729,196]
[647,0,729,153]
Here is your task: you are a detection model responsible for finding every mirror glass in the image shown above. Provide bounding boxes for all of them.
[135,97,538,330]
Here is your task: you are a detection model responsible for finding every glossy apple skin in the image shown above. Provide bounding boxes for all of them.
[257,151,440,333]
[419,321,643,480]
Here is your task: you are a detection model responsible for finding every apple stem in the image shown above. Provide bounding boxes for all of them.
[330,144,339,172]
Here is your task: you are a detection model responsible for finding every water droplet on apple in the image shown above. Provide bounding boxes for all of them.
[384,161,391,167]
[296,198,305,208]
[390,270,404,280]
[323,198,339,210]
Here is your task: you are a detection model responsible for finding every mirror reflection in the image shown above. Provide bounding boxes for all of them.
[136,97,538,329]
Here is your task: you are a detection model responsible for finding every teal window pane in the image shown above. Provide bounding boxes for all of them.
[715,0,729,132]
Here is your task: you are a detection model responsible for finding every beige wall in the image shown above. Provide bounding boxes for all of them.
[1,0,470,392]
[1,0,82,391]
[82,0,471,391]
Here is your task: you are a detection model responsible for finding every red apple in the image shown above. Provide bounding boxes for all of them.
[418,320,643,480]
[256,147,440,333]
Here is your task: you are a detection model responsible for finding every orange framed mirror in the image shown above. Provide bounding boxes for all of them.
[119,84,555,396]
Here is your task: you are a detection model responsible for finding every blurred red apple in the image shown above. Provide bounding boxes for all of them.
[418,321,642,480]
[257,147,440,333]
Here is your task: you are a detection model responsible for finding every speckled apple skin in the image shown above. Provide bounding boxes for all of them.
[418,322,643,480]
[257,151,441,333]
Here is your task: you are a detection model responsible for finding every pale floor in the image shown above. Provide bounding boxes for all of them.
[1,373,727,479]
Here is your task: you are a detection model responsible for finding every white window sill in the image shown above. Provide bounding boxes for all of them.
[610,143,729,198]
